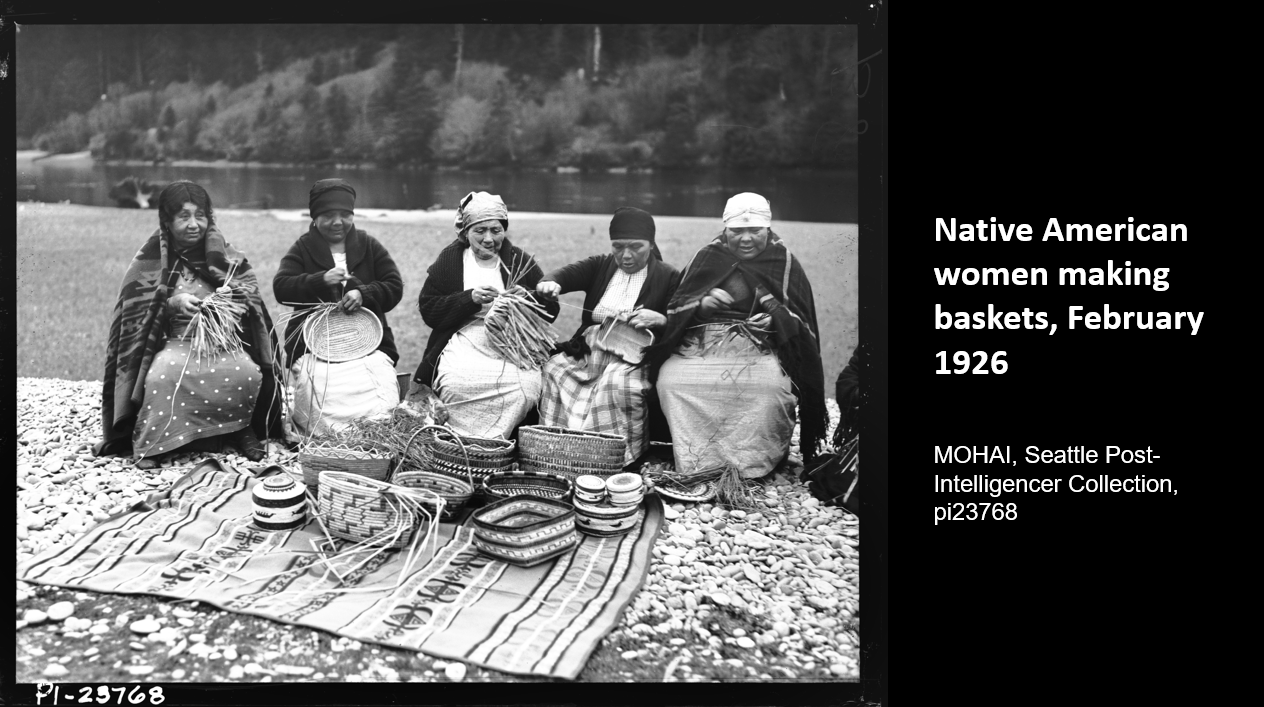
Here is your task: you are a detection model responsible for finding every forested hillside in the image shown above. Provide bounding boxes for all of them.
[16,24,857,170]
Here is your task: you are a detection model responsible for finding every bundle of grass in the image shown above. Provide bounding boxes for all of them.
[483,254,557,370]
[182,259,248,365]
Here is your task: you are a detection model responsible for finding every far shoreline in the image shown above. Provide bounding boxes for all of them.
[16,150,859,177]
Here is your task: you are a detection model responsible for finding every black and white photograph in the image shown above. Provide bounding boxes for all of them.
[12,20,879,692]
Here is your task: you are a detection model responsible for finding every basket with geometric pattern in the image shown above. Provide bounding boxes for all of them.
[391,425,476,520]
[517,426,626,481]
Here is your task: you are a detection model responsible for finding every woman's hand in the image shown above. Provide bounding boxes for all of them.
[626,308,666,329]
[535,280,562,300]
[340,288,363,312]
[168,292,202,316]
[697,288,735,316]
[470,285,499,306]
[322,267,347,288]
[752,284,784,313]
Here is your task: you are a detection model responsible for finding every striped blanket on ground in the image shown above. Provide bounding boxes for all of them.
[17,459,662,680]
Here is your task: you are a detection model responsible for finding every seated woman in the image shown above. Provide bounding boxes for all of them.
[644,192,827,481]
[95,181,282,468]
[412,191,560,438]
[534,207,680,466]
[273,179,404,438]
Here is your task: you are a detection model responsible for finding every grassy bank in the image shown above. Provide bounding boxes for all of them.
[15,203,858,386]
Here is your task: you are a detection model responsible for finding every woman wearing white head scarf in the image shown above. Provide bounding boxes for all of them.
[643,193,827,483]
[411,192,561,438]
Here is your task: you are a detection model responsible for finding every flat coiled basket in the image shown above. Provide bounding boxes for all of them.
[391,425,475,520]
[517,426,626,481]
[316,471,426,549]
[482,470,573,501]
[299,442,393,495]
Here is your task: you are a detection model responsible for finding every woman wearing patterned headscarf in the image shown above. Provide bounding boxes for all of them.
[273,178,404,437]
[411,191,560,438]
[95,181,283,468]
[643,192,828,483]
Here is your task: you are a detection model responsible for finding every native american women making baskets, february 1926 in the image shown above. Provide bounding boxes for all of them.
[412,191,561,439]
[273,178,404,438]
[644,192,828,483]
[95,181,282,468]
[534,207,681,467]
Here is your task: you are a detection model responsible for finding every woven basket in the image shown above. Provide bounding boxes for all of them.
[429,434,517,482]
[471,495,579,567]
[302,307,383,363]
[517,426,626,480]
[392,425,476,519]
[316,472,426,548]
[592,316,654,364]
[482,470,573,501]
[299,442,393,494]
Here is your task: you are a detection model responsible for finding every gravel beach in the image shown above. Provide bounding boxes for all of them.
[16,377,859,682]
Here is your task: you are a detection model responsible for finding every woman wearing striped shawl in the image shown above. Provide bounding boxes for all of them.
[94,182,282,468]
[643,193,827,481]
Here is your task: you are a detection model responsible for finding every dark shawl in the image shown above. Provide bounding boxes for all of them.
[95,227,282,457]
[642,233,827,463]
[272,226,404,366]
[413,237,561,387]
[545,253,681,359]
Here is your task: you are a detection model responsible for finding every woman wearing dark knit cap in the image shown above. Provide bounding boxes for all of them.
[534,207,681,466]
[273,178,404,437]
[412,191,560,439]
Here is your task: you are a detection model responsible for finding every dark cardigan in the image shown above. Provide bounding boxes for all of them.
[273,227,404,367]
[412,237,561,386]
[544,253,681,350]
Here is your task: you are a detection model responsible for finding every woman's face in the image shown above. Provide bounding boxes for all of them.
[723,226,771,260]
[465,220,507,261]
[166,201,208,251]
[611,239,653,274]
[315,209,354,244]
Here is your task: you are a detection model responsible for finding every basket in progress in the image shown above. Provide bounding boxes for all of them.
[592,316,654,364]
[482,470,573,501]
[517,426,626,480]
[471,495,579,567]
[302,307,383,363]
[392,425,476,520]
[299,442,393,494]
[315,472,429,549]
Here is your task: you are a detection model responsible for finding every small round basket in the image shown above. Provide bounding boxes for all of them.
[316,471,428,549]
[517,426,626,481]
[482,470,573,502]
[392,425,476,520]
[302,307,383,363]
[299,441,393,495]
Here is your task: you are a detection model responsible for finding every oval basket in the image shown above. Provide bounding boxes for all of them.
[482,470,573,502]
[471,495,579,568]
[429,435,517,482]
[392,425,476,520]
[517,426,626,480]
[299,442,393,495]
[302,307,383,363]
[316,471,426,549]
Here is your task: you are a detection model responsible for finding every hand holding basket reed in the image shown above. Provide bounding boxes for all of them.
[182,259,248,363]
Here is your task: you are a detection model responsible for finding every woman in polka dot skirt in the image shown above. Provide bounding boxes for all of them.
[96,181,283,469]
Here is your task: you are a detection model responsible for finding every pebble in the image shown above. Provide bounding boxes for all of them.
[129,618,161,634]
[621,650,639,660]
[709,592,731,606]
[736,637,756,649]
[23,609,48,625]
[228,665,245,679]
[445,662,467,681]
[171,669,187,680]
[275,665,315,676]
[43,663,69,677]
[224,647,239,660]
[128,665,155,676]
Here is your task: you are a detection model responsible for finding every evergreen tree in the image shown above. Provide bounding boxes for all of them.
[325,84,353,143]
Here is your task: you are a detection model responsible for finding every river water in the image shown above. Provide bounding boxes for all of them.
[16,153,857,223]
